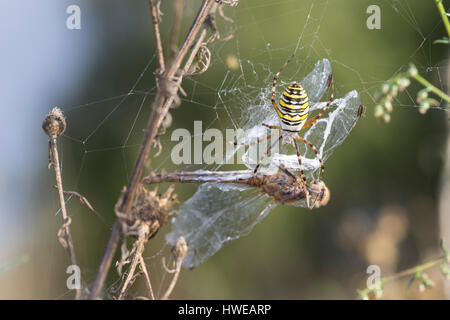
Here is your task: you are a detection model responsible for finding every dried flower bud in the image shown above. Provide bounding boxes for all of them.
[172,236,188,261]
[42,107,66,137]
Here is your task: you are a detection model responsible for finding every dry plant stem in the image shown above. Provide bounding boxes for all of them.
[50,136,81,300]
[161,259,182,300]
[160,237,188,299]
[88,0,217,300]
[168,0,184,64]
[117,238,146,300]
[119,271,142,300]
[150,0,165,72]
[139,255,155,300]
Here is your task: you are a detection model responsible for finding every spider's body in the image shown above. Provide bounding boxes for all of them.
[278,82,309,132]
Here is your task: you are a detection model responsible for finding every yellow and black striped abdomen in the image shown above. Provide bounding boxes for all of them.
[278,82,309,131]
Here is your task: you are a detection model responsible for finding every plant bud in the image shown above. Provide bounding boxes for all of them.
[42,107,66,137]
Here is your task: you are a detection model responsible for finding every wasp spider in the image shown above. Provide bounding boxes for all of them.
[234,55,334,209]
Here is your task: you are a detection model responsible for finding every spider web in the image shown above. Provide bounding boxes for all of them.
[46,0,449,296]
[165,58,362,268]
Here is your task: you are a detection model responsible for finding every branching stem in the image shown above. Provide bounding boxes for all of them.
[412,73,450,104]
[88,0,218,300]
[50,135,81,300]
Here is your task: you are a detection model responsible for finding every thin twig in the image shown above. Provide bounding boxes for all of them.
[88,0,218,300]
[139,255,155,300]
[114,185,176,299]
[150,0,165,72]
[161,237,188,300]
[117,235,146,300]
[43,108,81,300]
[61,190,95,212]
[160,260,182,300]
[168,0,184,65]
[118,270,142,300]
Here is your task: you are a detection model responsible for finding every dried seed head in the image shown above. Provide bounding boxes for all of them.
[122,185,178,239]
[172,236,188,261]
[42,107,66,137]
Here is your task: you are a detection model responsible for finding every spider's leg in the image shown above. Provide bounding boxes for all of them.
[296,136,326,210]
[229,132,278,146]
[308,187,321,210]
[253,134,282,175]
[303,74,335,129]
[262,123,281,130]
[296,136,325,181]
[278,164,299,181]
[293,139,310,210]
[272,54,295,116]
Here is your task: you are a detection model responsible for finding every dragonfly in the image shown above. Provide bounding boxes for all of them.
[144,167,329,206]
[151,59,363,269]
[143,167,329,269]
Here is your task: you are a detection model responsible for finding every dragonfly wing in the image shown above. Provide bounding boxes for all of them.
[166,183,276,269]
[300,58,332,104]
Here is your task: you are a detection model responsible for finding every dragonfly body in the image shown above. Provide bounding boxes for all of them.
[143,170,329,207]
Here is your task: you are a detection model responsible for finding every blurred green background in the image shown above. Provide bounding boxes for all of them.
[1,0,448,299]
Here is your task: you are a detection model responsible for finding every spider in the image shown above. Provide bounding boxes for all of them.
[234,55,334,209]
